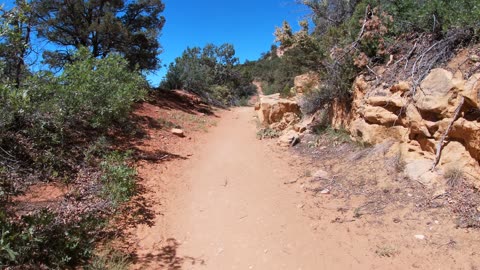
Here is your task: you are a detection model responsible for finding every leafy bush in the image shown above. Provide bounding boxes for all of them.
[100,151,137,206]
[370,0,480,35]
[0,82,28,129]
[301,58,357,115]
[1,47,147,136]
[0,209,105,268]
[26,48,147,129]
[161,43,256,106]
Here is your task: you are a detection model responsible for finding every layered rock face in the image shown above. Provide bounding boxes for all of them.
[255,93,301,126]
[345,67,480,185]
[254,93,308,146]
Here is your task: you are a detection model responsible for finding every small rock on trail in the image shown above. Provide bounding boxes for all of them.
[171,128,185,137]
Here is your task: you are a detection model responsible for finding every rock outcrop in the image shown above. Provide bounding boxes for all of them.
[255,93,305,147]
[255,93,301,126]
[255,93,302,129]
[322,61,480,186]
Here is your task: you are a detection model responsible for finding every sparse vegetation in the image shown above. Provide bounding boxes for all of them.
[375,245,398,257]
[392,150,406,173]
[256,128,281,140]
[158,118,181,129]
[320,127,353,145]
[444,166,464,188]
[170,112,215,132]
[86,247,131,270]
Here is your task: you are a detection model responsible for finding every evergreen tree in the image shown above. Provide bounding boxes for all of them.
[33,0,165,70]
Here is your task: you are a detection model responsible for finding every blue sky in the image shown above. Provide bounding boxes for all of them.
[2,0,310,86]
[150,0,310,86]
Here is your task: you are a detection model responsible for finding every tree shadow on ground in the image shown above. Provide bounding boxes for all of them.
[133,238,206,270]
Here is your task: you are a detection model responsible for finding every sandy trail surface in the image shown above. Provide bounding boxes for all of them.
[129,106,480,270]
[131,107,344,269]
[164,107,325,269]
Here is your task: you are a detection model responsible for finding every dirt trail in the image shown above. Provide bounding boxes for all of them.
[165,107,324,269]
[129,105,480,269]
[131,107,352,269]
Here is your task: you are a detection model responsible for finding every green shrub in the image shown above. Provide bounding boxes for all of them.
[0,80,29,129]
[377,0,480,34]
[9,47,146,137]
[301,58,357,115]
[161,43,255,106]
[0,209,105,268]
[256,128,281,140]
[100,151,137,206]
[51,48,147,128]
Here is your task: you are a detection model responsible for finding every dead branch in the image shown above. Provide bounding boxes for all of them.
[366,65,379,80]
[352,5,370,49]
[335,4,371,64]
[284,178,300,185]
[431,96,465,170]
[0,147,19,163]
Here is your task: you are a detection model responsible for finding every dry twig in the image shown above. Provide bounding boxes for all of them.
[431,96,465,170]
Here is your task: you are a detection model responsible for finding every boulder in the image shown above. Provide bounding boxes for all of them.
[278,130,300,147]
[256,94,301,126]
[283,112,300,124]
[293,116,314,133]
[405,104,431,137]
[270,121,288,131]
[366,93,406,108]
[171,128,185,137]
[292,72,320,94]
[330,99,352,129]
[450,118,480,160]
[414,68,455,115]
[470,55,480,62]
[360,105,399,125]
[404,159,439,186]
[313,169,330,179]
[390,81,410,93]
[462,73,480,107]
[350,118,408,145]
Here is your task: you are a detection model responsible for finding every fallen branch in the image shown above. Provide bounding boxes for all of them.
[431,96,464,170]
[366,65,379,80]
[284,178,299,185]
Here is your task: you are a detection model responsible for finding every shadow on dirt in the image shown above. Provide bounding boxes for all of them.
[133,238,205,270]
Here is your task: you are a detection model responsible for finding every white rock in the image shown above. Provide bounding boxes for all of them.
[171,128,185,137]
[313,169,330,179]
[320,188,330,194]
[414,234,426,240]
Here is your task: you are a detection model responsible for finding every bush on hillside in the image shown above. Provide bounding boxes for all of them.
[161,43,256,106]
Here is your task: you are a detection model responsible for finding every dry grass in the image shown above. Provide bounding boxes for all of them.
[375,245,398,257]
[392,151,406,173]
[256,128,281,140]
[444,167,464,188]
